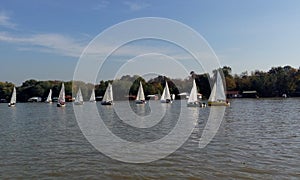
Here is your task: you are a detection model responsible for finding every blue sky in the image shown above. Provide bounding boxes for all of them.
[0,0,300,85]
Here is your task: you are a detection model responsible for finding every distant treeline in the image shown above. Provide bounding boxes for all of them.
[1,65,300,102]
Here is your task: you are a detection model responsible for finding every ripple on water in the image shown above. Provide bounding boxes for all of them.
[0,99,299,179]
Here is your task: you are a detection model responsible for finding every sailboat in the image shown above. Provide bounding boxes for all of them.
[187,79,199,107]
[89,88,96,102]
[57,83,66,107]
[45,89,52,103]
[161,81,172,103]
[135,81,146,104]
[208,71,230,106]
[101,83,113,105]
[8,87,16,107]
[74,88,84,105]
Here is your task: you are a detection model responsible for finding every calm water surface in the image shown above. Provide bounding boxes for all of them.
[0,99,299,179]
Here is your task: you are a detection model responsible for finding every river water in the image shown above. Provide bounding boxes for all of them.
[0,98,299,179]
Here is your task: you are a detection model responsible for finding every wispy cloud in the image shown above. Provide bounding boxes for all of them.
[93,0,110,10]
[0,30,214,62]
[0,11,16,29]
[0,31,86,57]
[123,1,150,11]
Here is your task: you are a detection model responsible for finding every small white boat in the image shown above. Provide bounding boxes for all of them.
[208,71,230,106]
[135,81,146,104]
[187,79,200,107]
[8,87,16,107]
[101,83,113,105]
[161,81,172,103]
[45,89,52,103]
[89,88,96,102]
[74,88,84,105]
[57,83,66,107]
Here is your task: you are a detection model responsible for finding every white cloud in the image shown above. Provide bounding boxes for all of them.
[93,0,110,10]
[0,30,213,67]
[123,1,150,11]
[0,11,16,29]
[0,31,86,57]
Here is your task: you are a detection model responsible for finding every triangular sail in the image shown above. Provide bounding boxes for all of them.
[208,82,217,102]
[188,79,198,103]
[46,89,52,102]
[161,82,171,101]
[58,83,65,104]
[136,82,145,101]
[10,87,16,104]
[102,83,113,102]
[75,88,83,103]
[208,71,226,102]
[89,88,96,102]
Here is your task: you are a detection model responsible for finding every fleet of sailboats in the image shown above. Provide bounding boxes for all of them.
[208,71,230,106]
[101,83,113,105]
[5,71,231,108]
[45,89,52,103]
[161,81,172,103]
[8,87,16,107]
[74,88,84,105]
[57,83,66,107]
[135,81,146,104]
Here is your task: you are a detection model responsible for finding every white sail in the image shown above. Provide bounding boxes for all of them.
[188,79,198,103]
[208,71,226,102]
[102,83,113,102]
[208,81,217,102]
[89,88,96,102]
[58,83,65,105]
[75,88,84,104]
[9,87,16,105]
[45,89,52,103]
[161,81,171,102]
[136,82,145,101]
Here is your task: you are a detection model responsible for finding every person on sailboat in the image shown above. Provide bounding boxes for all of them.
[59,99,65,105]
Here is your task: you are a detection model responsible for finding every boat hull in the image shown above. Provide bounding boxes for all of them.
[57,103,66,107]
[8,103,15,107]
[161,99,172,103]
[101,101,113,105]
[187,102,199,107]
[135,100,146,104]
[74,102,84,105]
[208,101,230,106]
